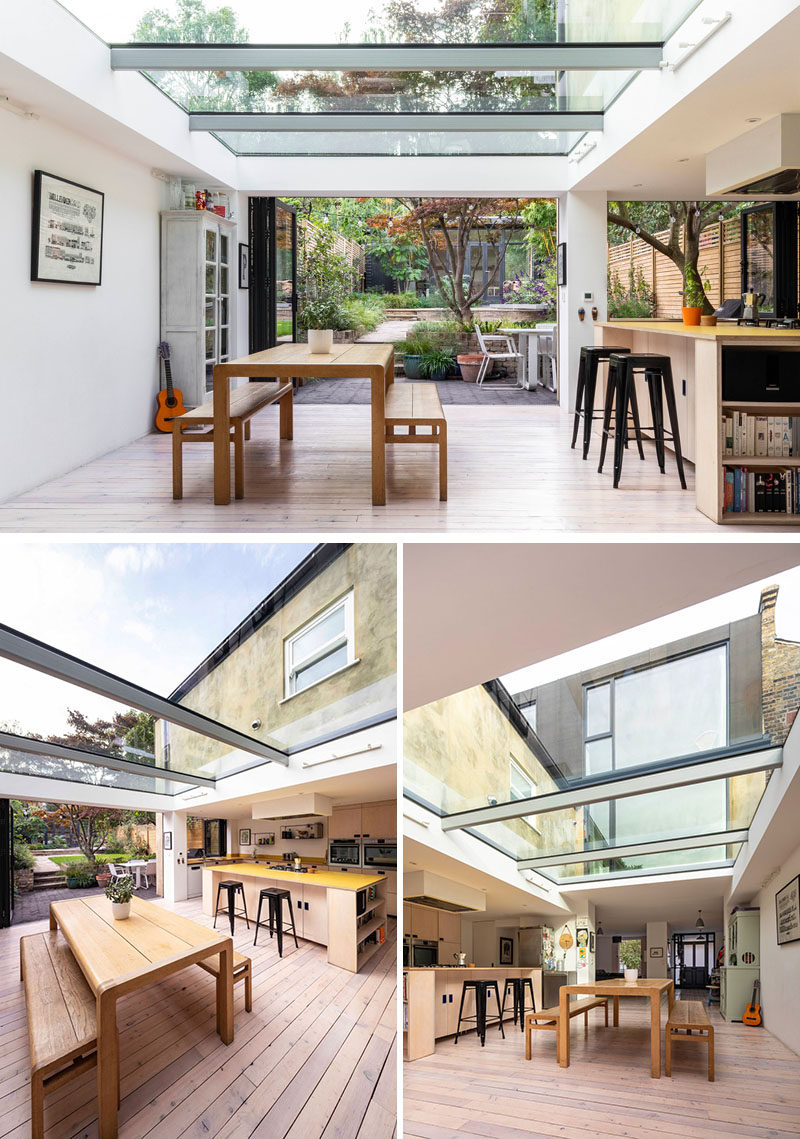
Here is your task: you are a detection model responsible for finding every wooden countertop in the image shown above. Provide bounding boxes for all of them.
[597,320,800,340]
[187,855,325,866]
[203,862,385,890]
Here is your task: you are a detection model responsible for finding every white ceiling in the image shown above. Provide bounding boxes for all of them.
[178,764,396,818]
[563,871,728,933]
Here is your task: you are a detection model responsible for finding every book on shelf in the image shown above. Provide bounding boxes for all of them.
[722,413,796,459]
[724,467,800,514]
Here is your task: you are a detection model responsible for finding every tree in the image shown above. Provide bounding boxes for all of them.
[33,804,122,867]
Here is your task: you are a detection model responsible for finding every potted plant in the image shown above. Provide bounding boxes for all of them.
[302,296,343,354]
[419,349,454,382]
[681,266,706,326]
[619,940,642,982]
[456,353,484,383]
[13,842,35,893]
[95,862,112,889]
[105,875,134,919]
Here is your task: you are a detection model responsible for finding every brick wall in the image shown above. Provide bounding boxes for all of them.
[760,585,800,743]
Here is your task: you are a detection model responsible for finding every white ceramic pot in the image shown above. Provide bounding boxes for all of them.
[308,328,334,354]
[111,902,131,920]
[624,967,639,982]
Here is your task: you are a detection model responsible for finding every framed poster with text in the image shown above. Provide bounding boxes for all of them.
[776,875,800,945]
[31,170,104,285]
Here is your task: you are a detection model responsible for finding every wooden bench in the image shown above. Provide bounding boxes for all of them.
[524,996,609,1060]
[196,949,252,1029]
[665,999,714,1081]
[172,380,293,500]
[384,381,447,500]
[20,931,98,1139]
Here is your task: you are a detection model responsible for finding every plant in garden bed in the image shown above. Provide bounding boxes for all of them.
[419,349,455,380]
[608,265,655,319]
[65,859,98,888]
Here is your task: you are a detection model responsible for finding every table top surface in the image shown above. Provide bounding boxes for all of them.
[203,862,386,890]
[51,895,228,994]
[596,320,800,340]
[218,342,394,375]
[566,977,673,995]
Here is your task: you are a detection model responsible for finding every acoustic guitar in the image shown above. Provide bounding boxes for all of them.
[743,978,762,1026]
[154,341,186,431]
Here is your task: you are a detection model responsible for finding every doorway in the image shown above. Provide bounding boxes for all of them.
[248,197,298,353]
[671,930,716,989]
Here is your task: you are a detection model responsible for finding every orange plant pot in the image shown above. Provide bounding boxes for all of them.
[682,307,702,326]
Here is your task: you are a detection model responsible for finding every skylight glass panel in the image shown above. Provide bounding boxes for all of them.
[213,129,580,156]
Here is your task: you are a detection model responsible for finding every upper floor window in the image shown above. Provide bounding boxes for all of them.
[583,643,728,777]
[284,590,355,698]
[509,755,538,831]
[519,700,537,731]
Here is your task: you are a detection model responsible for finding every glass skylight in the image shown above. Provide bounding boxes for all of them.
[212,129,583,157]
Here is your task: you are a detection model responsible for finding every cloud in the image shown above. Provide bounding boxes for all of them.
[121,619,156,644]
[105,545,166,575]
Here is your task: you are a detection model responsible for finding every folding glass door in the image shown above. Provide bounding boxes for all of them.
[248,198,298,353]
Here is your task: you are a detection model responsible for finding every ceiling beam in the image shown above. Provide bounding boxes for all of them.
[190,111,602,133]
[516,829,749,870]
[109,43,663,72]
[440,746,782,830]
[0,732,214,788]
[0,623,289,767]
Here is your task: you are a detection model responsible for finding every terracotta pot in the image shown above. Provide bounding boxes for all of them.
[700,314,718,327]
[457,353,484,384]
[682,306,702,326]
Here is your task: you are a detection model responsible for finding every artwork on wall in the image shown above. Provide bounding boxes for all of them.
[499,937,513,965]
[255,832,275,846]
[649,947,664,958]
[590,932,595,954]
[776,874,800,945]
[239,828,252,846]
[238,242,249,288]
[558,928,574,950]
[31,170,104,285]
[163,832,172,850]
[576,926,588,967]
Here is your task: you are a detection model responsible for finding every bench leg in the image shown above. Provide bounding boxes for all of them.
[234,421,245,500]
[665,1028,671,1076]
[244,421,251,442]
[525,1020,532,1060]
[708,1030,714,1081]
[245,965,252,1013]
[584,1010,589,1028]
[604,1001,609,1027]
[172,426,183,500]
[280,390,293,440]
[438,420,447,501]
[31,1074,44,1139]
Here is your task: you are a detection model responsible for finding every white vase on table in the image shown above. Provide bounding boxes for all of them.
[111,902,131,920]
[308,329,334,354]
[624,968,639,982]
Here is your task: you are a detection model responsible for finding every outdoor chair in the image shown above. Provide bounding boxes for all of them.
[535,325,558,390]
[474,326,524,388]
[108,863,133,884]
[141,861,157,888]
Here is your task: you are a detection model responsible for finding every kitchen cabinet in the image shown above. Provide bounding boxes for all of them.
[330,805,361,841]
[720,966,760,1021]
[727,909,760,967]
[437,911,461,944]
[438,940,460,966]
[408,903,438,942]
[374,869,396,916]
[301,883,329,945]
[403,902,411,934]
[361,800,396,839]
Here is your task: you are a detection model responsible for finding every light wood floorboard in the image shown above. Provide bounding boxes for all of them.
[1,403,780,533]
[0,896,396,1139]
[404,994,800,1139]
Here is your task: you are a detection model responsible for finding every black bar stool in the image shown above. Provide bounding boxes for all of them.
[501,977,536,1032]
[597,352,647,477]
[213,880,249,937]
[454,979,505,1047]
[571,345,631,459]
[604,353,687,490]
[253,887,298,956]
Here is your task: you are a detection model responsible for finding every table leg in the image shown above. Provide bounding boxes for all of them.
[97,990,119,1138]
[667,981,675,1012]
[218,941,234,1045]
[213,369,231,505]
[528,337,539,391]
[371,369,386,506]
[613,995,619,1026]
[49,908,57,931]
[557,986,570,1067]
[650,992,662,1078]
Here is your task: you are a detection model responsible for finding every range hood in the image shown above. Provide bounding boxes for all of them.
[403,870,485,913]
[707,114,800,197]
[251,793,332,820]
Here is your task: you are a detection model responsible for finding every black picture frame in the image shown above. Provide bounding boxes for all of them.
[649,947,664,958]
[499,936,513,965]
[590,932,595,954]
[163,832,172,850]
[776,874,800,945]
[31,170,104,285]
[239,828,252,846]
[239,242,250,289]
[557,242,567,287]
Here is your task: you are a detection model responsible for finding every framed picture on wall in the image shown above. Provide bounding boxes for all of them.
[649,947,664,958]
[776,874,800,945]
[163,832,172,850]
[31,170,104,285]
[590,932,595,954]
[238,242,249,288]
[499,937,513,965]
[239,828,252,846]
[556,241,567,287]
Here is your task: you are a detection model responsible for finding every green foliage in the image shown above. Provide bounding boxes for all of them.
[50,854,130,866]
[12,801,47,846]
[419,349,455,378]
[608,200,746,246]
[65,859,97,887]
[106,876,135,905]
[296,225,356,333]
[521,200,557,259]
[13,842,34,871]
[683,265,710,307]
[619,940,642,969]
[340,294,385,338]
[608,265,655,319]
[475,320,504,334]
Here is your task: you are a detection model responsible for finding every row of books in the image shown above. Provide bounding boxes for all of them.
[724,468,800,513]
[722,413,800,457]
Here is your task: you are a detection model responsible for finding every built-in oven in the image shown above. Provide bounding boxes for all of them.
[328,840,362,868]
[406,938,438,967]
[362,842,397,869]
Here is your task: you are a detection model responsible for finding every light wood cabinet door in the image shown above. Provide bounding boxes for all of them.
[447,979,473,1036]
[434,976,450,1038]
[437,940,460,966]
[301,884,328,945]
[330,805,362,840]
[410,904,439,942]
[360,800,397,839]
[437,911,461,944]
[403,902,412,934]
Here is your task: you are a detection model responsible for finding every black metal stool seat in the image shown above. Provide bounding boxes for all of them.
[454,979,505,1047]
[253,887,298,956]
[213,879,250,936]
[501,976,536,1031]
[571,345,632,460]
[600,352,687,490]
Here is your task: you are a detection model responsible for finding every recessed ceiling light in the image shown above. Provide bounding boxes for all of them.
[746,116,761,123]
[677,157,690,163]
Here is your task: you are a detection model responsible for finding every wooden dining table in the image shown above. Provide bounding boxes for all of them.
[212,342,395,506]
[50,894,234,1138]
[557,977,675,1077]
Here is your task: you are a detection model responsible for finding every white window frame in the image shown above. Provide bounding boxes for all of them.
[284,590,355,699]
[509,755,539,832]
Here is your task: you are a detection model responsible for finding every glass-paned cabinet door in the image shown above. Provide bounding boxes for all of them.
[204,223,218,392]
[218,227,231,368]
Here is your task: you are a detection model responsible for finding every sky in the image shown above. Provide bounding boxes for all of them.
[0,541,315,738]
[501,565,800,693]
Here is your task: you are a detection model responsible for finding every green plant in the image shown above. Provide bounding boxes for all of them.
[682,265,707,307]
[13,841,34,871]
[419,349,455,378]
[608,265,655,319]
[65,859,98,888]
[475,320,503,334]
[619,940,642,970]
[50,853,130,866]
[105,876,134,905]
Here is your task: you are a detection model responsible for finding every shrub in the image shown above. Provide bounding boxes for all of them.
[340,294,385,338]
[385,291,423,308]
[105,876,134,905]
[608,264,655,319]
[65,859,97,887]
[13,842,34,871]
[419,349,455,378]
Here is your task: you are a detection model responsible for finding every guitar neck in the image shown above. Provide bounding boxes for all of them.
[163,357,174,399]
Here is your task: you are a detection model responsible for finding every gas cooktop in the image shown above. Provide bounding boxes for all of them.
[737,316,800,329]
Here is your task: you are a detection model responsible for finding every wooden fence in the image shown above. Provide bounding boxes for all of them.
[299,218,365,276]
[608,217,743,318]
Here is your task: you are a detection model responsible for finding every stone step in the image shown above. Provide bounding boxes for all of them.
[32,877,67,890]
[33,870,68,882]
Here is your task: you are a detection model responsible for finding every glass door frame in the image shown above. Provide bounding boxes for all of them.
[0,800,13,928]
[248,197,298,354]
[740,202,799,319]
[272,199,297,344]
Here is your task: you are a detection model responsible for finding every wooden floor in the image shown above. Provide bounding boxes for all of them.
[0,897,396,1139]
[0,402,765,533]
[404,993,800,1139]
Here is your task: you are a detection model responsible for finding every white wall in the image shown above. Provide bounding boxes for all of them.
[0,108,165,500]
[754,841,800,1056]
[556,190,608,414]
[646,921,669,979]
[227,814,328,862]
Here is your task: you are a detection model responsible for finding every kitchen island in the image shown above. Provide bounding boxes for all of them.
[594,320,800,525]
[403,966,543,1060]
[202,863,386,973]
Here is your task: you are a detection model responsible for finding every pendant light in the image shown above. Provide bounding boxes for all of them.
[695,909,705,928]
[596,918,604,935]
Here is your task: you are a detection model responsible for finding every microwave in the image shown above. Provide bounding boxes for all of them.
[328,840,361,867]
[363,842,397,869]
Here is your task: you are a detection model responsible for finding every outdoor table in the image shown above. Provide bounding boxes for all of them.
[50,894,234,1138]
[121,859,148,888]
[557,977,675,1078]
[212,342,395,506]
[499,326,557,391]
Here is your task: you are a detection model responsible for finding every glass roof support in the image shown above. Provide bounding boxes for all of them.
[188,112,604,132]
[516,828,750,870]
[0,731,214,789]
[0,623,289,767]
[440,745,782,830]
[109,44,664,72]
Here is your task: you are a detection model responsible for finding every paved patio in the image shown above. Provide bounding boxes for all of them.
[13,881,157,924]
[294,376,557,406]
